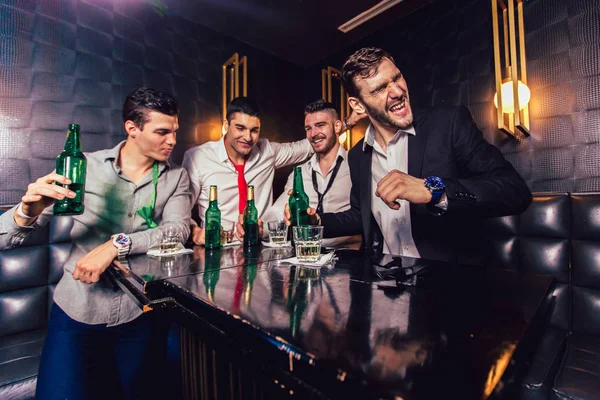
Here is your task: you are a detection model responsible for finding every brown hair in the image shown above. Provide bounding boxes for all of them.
[341,47,396,98]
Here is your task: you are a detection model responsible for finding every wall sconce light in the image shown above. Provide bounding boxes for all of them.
[321,66,351,149]
[222,53,248,135]
[492,0,530,139]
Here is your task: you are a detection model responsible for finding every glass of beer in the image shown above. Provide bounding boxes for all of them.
[160,226,180,254]
[292,226,323,263]
[267,220,288,246]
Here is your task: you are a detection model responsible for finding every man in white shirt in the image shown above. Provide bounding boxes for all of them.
[183,97,313,245]
[289,47,532,262]
[262,99,362,247]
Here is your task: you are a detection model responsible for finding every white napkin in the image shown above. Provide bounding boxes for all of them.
[147,243,194,256]
[262,240,292,248]
[280,251,337,267]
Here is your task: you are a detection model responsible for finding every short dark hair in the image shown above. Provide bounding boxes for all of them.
[226,97,261,122]
[122,87,179,130]
[304,99,339,119]
[341,47,396,98]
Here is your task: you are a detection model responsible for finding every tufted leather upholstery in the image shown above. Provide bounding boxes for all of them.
[0,215,72,399]
[484,193,600,400]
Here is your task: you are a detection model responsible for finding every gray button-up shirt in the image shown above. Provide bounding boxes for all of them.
[0,141,191,326]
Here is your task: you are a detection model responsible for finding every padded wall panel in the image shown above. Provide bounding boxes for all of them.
[519,238,569,282]
[526,20,570,61]
[73,80,111,108]
[568,8,600,46]
[31,72,74,101]
[144,46,173,73]
[76,27,111,58]
[171,35,200,58]
[574,75,600,111]
[30,101,74,130]
[531,148,574,180]
[144,27,173,50]
[0,159,30,190]
[530,82,576,119]
[0,66,32,97]
[574,143,600,179]
[77,1,113,35]
[2,0,36,12]
[172,56,198,80]
[112,14,144,43]
[571,193,600,240]
[0,128,30,160]
[571,110,600,144]
[531,179,575,193]
[72,105,110,133]
[570,44,600,78]
[529,116,573,150]
[28,159,55,180]
[527,51,572,90]
[0,36,34,68]
[30,129,68,158]
[567,0,600,16]
[575,177,600,192]
[35,0,76,23]
[111,37,144,64]
[0,97,31,128]
[33,14,75,48]
[0,5,34,39]
[525,0,568,31]
[75,52,112,82]
[111,61,144,86]
[32,42,76,74]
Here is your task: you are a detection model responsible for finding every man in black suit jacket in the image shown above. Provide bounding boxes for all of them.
[296,47,531,262]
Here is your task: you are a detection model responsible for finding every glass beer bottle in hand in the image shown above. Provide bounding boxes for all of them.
[288,166,309,244]
[205,185,221,249]
[243,185,259,247]
[54,123,87,216]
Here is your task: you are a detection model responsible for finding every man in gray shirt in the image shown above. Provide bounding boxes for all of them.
[0,87,191,399]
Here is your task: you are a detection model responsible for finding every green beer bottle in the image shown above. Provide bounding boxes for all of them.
[288,166,309,226]
[205,185,221,249]
[54,123,87,216]
[203,248,221,303]
[288,166,309,244]
[243,185,259,247]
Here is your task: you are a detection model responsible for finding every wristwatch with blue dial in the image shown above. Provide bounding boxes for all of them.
[424,176,445,204]
[111,233,131,259]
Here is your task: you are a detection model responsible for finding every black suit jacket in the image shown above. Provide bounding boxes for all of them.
[321,106,532,262]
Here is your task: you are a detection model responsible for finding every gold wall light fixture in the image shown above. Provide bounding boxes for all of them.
[222,53,248,135]
[492,0,530,139]
[321,66,352,149]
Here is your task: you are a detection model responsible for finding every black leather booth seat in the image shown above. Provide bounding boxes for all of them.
[0,215,72,400]
[484,193,600,400]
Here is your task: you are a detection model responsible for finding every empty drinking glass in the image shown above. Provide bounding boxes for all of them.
[267,220,288,246]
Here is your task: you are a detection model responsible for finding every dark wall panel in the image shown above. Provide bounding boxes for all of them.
[0,0,306,206]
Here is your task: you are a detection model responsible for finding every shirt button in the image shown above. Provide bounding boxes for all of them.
[128,213,133,217]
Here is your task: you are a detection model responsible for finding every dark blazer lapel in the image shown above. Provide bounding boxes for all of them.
[408,110,428,178]
[360,145,373,242]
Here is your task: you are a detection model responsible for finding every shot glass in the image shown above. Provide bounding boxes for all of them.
[292,226,324,263]
[267,220,288,246]
[160,226,180,254]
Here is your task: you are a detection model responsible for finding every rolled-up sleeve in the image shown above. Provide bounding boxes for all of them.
[271,139,313,169]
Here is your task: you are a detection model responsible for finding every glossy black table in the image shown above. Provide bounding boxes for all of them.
[110,246,555,400]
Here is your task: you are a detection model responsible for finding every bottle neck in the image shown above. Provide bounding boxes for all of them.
[292,167,305,193]
[65,127,82,153]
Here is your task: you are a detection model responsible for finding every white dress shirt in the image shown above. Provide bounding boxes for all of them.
[183,135,313,230]
[263,145,361,247]
[364,124,421,257]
